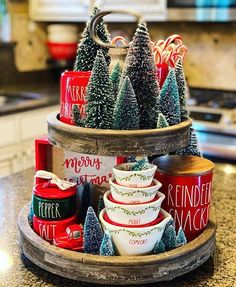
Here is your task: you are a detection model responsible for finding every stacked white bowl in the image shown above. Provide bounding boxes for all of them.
[99,162,171,256]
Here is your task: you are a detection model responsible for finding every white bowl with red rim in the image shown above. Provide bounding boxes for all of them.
[113,163,157,188]
[109,178,162,204]
[103,190,165,226]
[99,208,172,256]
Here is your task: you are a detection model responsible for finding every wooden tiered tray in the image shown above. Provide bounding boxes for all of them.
[47,112,192,156]
[18,203,216,285]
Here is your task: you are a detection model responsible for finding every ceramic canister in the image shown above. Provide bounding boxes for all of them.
[153,155,214,241]
[33,182,77,221]
[60,70,91,125]
[33,214,77,243]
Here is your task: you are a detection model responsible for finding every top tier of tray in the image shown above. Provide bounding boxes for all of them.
[47,112,191,156]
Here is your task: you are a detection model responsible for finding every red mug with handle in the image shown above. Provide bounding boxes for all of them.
[60,71,91,125]
[153,155,214,241]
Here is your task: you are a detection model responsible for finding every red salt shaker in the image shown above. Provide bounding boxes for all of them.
[153,155,214,241]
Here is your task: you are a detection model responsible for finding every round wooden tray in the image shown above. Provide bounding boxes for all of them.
[18,203,216,285]
[47,112,191,156]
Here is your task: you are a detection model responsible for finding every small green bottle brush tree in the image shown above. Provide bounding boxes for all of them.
[113,76,140,130]
[160,69,181,126]
[176,127,202,157]
[110,62,122,100]
[175,59,189,121]
[85,50,114,129]
[83,206,104,254]
[100,231,115,256]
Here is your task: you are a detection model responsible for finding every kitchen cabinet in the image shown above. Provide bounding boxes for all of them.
[29,0,90,21]
[29,0,236,22]
[0,105,59,177]
[29,0,167,22]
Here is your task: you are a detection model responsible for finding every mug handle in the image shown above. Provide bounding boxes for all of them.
[89,10,144,49]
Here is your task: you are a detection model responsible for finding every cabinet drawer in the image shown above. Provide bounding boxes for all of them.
[0,117,17,147]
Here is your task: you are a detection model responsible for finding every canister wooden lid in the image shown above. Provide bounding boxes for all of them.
[153,155,214,176]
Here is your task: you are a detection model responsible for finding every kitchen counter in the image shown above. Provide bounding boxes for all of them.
[0,164,235,287]
[0,84,59,117]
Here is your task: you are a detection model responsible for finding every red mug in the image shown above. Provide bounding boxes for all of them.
[153,155,214,241]
[156,63,169,89]
[60,70,91,125]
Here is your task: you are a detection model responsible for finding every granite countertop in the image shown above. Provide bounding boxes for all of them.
[0,164,236,287]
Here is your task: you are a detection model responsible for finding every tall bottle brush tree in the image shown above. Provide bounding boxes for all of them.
[73,6,111,71]
[160,69,181,126]
[122,23,160,129]
[175,59,189,121]
[85,50,114,129]
[113,76,140,130]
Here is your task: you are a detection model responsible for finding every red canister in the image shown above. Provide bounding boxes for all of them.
[60,71,91,125]
[33,181,77,221]
[32,181,78,242]
[33,214,77,242]
[153,155,214,241]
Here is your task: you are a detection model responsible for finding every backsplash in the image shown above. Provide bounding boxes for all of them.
[4,1,236,90]
[109,22,236,90]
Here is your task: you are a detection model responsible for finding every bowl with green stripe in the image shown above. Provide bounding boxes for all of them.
[109,178,162,204]
[113,163,157,188]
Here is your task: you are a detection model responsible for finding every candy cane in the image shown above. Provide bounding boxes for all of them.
[169,58,176,68]
[162,34,182,51]
[150,41,155,47]
[111,36,128,46]
[176,44,188,54]
[177,45,188,62]
[155,40,165,50]
[166,43,177,54]
[153,46,163,64]
[163,50,174,66]
[172,52,182,65]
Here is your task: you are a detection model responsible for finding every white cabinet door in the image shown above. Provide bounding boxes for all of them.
[0,116,18,148]
[29,0,90,21]
[0,145,21,178]
[22,140,36,170]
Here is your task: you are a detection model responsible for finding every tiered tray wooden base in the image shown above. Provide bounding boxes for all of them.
[47,112,192,156]
[18,203,216,285]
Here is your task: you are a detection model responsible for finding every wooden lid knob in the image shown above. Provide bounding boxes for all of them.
[153,155,214,176]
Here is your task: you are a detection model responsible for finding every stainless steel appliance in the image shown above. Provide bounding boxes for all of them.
[188,88,236,160]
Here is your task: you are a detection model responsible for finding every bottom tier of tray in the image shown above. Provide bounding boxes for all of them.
[18,202,216,285]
